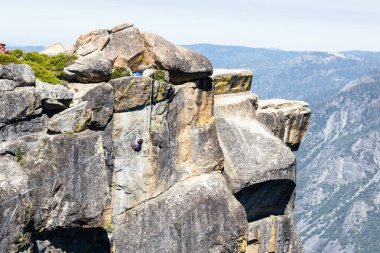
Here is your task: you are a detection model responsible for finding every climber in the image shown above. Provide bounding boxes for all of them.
[131,136,143,152]
[0,42,9,55]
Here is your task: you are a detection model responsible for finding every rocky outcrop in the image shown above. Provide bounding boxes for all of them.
[111,84,224,213]
[36,80,73,113]
[257,99,311,151]
[47,101,92,133]
[214,92,296,194]
[63,51,112,83]
[247,215,303,253]
[0,87,41,127]
[214,91,303,252]
[143,33,213,83]
[41,43,75,56]
[56,23,214,82]
[103,24,145,69]
[113,173,247,253]
[68,82,114,129]
[110,75,169,112]
[0,24,310,253]
[0,63,35,87]
[74,23,145,70]
[212,69,253,95]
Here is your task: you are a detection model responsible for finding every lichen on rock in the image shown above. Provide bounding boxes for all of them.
[212,68,253,95]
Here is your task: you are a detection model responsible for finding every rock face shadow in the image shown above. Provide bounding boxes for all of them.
[234,179,296,222]
[34,227,110,253]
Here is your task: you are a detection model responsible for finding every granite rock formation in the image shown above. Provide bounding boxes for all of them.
[257,99,311,151]
[212,69,253,95]
[41,43,75,56]
[0,24,310,253]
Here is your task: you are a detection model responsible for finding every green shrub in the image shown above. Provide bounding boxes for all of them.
[111,67,131,79]
[0,53,20,65]
[49,53,77,77]
[23,60,61,84]
[10,49,24,58]
[16,146,24,163]
[22,51,49,66]
[0,49,77,84]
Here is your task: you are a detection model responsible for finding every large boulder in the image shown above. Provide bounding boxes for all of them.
[143,33,213,83]
[36,80,73,113]
[212,69,253,95]
[113,173,247,253]
[72,24,213,83]
[74,23,145,70]
[110,75,170,112]
[214,91,303,253]
[74,29,110,55]
[41,43,75,56]
[0,63,35,87]
[68,82,114,128]
[257,99,311,151]
[103,24,145,69]
[47,101,92,134]
[214,92,296,194]
[62,51,112,83]
[0,87,41,127]
[36,80,73,101]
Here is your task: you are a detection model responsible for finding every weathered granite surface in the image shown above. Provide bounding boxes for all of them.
[0,24,310,253]
[212,69,253,95]
[257,99,311,151]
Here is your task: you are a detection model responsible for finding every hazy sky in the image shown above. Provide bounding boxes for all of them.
[1,0,380,52]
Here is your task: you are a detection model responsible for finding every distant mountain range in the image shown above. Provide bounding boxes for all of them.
[186,44,380,104]
[7,46,44,52]
[186,43,380,253]
[297,69,380,253]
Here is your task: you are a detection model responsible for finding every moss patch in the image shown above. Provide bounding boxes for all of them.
[74,110,92,132]
[111,67,131,79]
[154,70,166,82]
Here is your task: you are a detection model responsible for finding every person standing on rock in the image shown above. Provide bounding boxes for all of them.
[0,42,9,54]
[131,136,143,152]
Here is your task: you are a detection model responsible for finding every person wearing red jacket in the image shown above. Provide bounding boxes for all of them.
[0,42,9,54]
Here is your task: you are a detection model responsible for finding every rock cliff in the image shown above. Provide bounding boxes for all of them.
[0,23,310,253]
